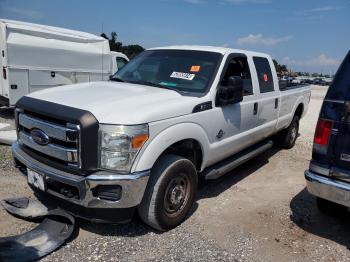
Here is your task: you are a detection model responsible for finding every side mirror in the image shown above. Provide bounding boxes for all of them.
[216,76,244,106]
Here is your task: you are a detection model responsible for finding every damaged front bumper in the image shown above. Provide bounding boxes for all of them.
[12,142,150,223]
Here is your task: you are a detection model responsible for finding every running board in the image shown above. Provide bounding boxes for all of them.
[201,140,274,180]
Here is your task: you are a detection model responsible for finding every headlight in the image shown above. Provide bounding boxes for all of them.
[99,124,149,172]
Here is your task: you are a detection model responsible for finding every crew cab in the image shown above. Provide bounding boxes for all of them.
[305,51,350,213]
[12,46,310,230]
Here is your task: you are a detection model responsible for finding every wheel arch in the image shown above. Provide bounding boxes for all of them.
[287,97,305,128]
[294,103,304,119]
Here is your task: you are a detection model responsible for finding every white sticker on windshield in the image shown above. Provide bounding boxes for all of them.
[170,72,195,81]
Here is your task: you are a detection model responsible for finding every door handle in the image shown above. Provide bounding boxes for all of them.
[275,98,279,109]
[253,102,258,115]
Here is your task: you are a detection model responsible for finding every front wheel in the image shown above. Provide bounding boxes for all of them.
[137,155,198,231]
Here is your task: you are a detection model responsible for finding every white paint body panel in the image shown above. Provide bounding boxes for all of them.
[0,19,129,106]
[28,81,197,124]
[0,22,8,100]
[24,45,311,173]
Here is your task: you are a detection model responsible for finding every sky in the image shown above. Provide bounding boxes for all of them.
[0,0,349,74]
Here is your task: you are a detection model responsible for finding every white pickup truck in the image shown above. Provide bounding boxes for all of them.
[12,46,310,231]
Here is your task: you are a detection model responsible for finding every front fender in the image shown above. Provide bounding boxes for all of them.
[132,123,210,172]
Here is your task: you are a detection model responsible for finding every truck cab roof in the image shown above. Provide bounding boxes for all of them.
[148,45,270,58]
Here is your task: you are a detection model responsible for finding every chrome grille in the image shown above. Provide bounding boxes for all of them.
[17,110,81,168]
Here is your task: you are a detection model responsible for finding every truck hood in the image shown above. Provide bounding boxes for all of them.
[27,81,200,124]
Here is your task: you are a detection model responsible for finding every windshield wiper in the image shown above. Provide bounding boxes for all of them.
[131,80,181,93]
[110,76,125,82]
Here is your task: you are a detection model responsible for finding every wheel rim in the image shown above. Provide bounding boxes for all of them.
[163,174,191,217]
[290,123,298,143]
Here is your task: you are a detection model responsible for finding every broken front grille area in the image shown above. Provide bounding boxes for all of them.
[16,109,81,169]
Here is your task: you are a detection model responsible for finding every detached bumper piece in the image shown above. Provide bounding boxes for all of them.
[0,197,49,220]
[0,197,76,262]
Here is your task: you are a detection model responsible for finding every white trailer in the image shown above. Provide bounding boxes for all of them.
[0,19,127,106]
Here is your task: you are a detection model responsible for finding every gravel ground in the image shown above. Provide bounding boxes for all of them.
[1,86,350,261]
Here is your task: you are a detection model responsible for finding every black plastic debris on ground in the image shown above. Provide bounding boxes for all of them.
[0,197,76,262]
[1,197,49,220]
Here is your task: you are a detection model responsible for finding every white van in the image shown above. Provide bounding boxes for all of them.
[0,19,128,106]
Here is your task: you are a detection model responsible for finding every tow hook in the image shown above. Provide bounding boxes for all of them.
[0,197,76,262]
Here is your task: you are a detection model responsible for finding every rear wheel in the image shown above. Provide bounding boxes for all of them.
[275,116,299,149]
[137,155,197,231]
[316,197,346,215]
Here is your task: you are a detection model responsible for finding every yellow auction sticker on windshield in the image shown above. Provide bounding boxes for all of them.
[170,72,195,80]
[190,65,201,73]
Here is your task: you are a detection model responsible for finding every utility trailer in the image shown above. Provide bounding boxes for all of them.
[0,19,127,107]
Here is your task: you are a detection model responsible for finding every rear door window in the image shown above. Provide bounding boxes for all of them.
[253,57,274,93]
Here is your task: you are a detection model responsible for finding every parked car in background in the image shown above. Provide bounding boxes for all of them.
[305,51,350,213]
[0,19,128,107]
[292,78,301,84]
[12,46,310,230]
[278,76,308,90]
[323,77,333,86]
[304,78,314,85]
[312,78,327,86]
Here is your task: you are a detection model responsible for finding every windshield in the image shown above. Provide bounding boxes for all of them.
[111,50,222,94]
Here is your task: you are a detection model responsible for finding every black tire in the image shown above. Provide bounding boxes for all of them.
[275,116,299,149]
[316,197,346,215]
[137,155,198,231]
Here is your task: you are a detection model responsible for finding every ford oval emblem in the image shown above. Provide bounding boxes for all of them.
[30,129,50,146]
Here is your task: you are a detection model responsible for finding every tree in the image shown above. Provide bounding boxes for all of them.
[101,32,145,59]
[122,45,145,59]
[109,32,123,51]
[273,59,288,74]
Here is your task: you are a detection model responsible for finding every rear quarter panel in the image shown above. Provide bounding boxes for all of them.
[277,86,311,130]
